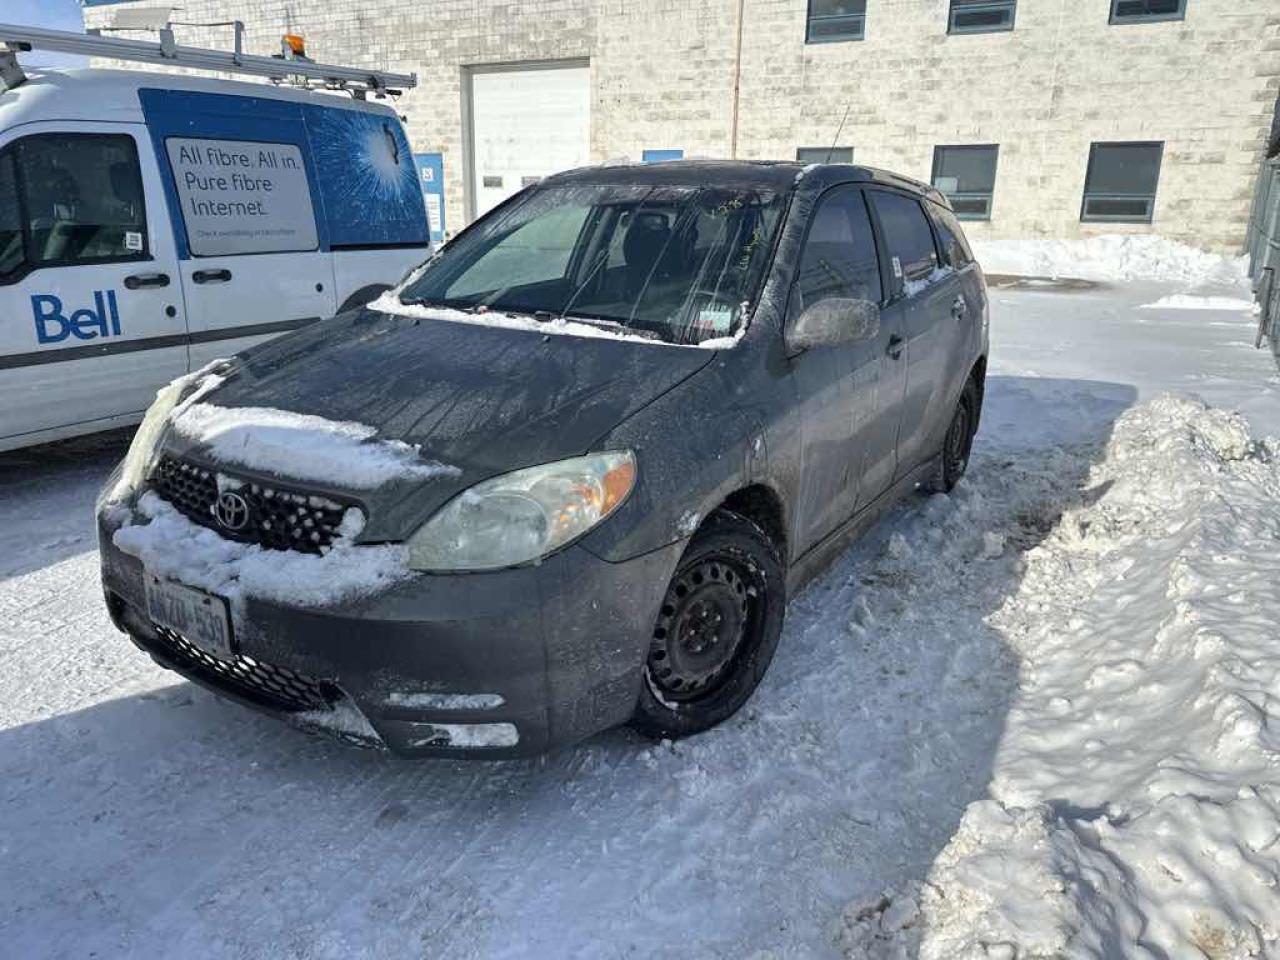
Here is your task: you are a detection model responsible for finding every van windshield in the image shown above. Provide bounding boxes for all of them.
[398,183,784,345]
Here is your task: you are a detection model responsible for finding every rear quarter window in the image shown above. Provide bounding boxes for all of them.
[930,203,975,267]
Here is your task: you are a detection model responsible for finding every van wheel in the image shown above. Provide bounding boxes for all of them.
[631,510,785,740]
[928,378,979,494]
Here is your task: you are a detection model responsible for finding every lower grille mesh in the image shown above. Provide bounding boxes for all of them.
[152,626,332,713]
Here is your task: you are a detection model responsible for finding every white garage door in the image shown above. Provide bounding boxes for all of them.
[469,63,591,219]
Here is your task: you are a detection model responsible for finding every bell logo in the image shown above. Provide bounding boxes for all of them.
[31,291,123,344]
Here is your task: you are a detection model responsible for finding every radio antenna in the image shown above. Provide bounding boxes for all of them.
[825,104,851,163]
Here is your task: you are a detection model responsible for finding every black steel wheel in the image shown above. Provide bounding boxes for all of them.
[631,509,785,739]
[928,378,980,494]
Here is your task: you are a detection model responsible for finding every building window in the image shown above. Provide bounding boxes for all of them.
[796,147,853,164]
[1110,0,1186,24]
[931,145,999,220]
[807,0,866,43]
[1081,142,1163,223]
[949,0,1016,34]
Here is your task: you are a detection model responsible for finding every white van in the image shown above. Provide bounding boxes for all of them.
[0,35,430,451]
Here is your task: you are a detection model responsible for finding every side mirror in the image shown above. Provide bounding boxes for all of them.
[785,297,881,355]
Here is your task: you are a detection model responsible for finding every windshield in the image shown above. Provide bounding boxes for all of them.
[399,183,785,345]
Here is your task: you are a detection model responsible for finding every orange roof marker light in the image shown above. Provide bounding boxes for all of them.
[281,34,311,61]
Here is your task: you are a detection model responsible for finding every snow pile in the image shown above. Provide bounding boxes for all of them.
[845,397,1280,958]
[972,235,1248,287]
[113,492,412,617]
[369,292,744,350]
[1139,294,1257,312]
[170,403,459,489]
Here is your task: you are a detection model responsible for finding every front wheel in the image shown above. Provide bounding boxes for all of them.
[630,510,786,740]
[928,378,979,494]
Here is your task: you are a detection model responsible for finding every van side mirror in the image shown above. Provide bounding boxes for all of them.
[785,298,881,355]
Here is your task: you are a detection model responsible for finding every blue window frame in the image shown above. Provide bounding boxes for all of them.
[1110,0,1186,24]
[806,0,866,43]
[932,145,999,221]
[949,0,1016,34]
[1081,142,1163,223]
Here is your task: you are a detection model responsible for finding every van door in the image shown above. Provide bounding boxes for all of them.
[0,124,186,448]
[787,185,887,554]
[162,135,335,368]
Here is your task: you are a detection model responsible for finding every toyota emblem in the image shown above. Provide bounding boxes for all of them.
[214,490,251,531]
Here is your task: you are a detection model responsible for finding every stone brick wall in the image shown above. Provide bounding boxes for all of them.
[82,0,1280,252]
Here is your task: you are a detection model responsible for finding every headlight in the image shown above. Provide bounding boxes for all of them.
[106,378,187,503]
[406,451,636,572]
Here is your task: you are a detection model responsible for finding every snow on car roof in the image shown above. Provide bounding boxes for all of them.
[0,67,399,127]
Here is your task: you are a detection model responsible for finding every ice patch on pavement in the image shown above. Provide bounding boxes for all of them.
[972,234,1247,287]
[1139,294,1257,311]
[112,491,412,617]
[853,396,1280,958]
[170,403,459,489]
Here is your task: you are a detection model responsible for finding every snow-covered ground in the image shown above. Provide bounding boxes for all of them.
[2,238,1278,958]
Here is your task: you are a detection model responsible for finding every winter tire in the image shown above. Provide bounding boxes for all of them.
[631,509,786,740]
[928,377,979,494]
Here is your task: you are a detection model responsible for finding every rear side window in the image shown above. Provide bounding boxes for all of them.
[795,187,882,310]
[868,191,939,291]
[0,133,149,283]
[930,204,975,267]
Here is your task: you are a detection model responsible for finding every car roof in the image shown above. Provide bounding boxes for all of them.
[0,67,399,128]
[543,158,948,206]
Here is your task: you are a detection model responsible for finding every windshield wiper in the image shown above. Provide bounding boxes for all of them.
[559,311,666,341]
[397,295,479,313]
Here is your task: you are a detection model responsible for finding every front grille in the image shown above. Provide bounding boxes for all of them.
[151,455,357,554]
[153,625,333,713]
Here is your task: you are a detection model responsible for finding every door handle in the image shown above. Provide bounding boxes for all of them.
[952,296,968,319]
[123,272,170,290]
[192,268,233,284]
[886,334,905,359]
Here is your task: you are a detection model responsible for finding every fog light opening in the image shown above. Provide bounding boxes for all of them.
[407,722,519,749]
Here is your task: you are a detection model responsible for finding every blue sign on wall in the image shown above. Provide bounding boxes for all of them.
[642,149,685,163]
[414,153,446,244]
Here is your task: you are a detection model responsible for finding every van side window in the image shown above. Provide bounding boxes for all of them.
[795,187,882,312]
[930,204,975,268]
[0,153,21,279]
[16,134,148,269]
[869,191,939,293]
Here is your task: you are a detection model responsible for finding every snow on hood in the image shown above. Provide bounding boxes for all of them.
[837,396,1280,957]
[113,491,411,618]
[168,403,460,489]
[367,291,747,350]
[971,234,1249,288]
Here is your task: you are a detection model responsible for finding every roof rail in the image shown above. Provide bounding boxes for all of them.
[0,21,416,98]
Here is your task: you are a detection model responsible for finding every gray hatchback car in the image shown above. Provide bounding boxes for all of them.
[98,160,988,757]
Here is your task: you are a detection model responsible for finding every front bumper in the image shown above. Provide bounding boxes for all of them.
[98,508,682,758]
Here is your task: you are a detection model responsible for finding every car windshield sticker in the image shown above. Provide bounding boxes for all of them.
[124,231,144,252]
[698,304,734,333]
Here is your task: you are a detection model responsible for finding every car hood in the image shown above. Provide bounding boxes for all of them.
[166,308,716,537]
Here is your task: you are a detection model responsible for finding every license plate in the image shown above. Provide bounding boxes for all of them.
[144,573,233,660]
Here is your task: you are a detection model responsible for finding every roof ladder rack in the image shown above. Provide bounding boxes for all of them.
[0,21,416,98]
